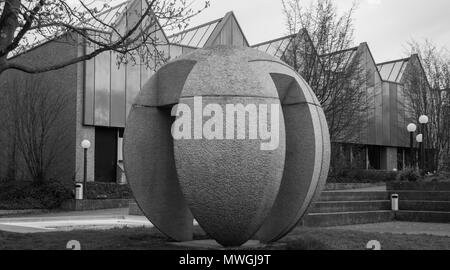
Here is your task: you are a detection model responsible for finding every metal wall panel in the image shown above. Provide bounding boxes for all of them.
[155,28,167,44]
[223,18,233,45]
[389,83,398,146]
[141,62,154,89]
[126,62,141,118]
[84,45,95,125]
[211,16,233,46]
[110,52,127,127]
[94,51,111,126]
[127,0,142,42]
[397,85,409,147]
[374,83,383,145]
[157,45,170,61]
[169,45,183,60]
[367,86,376,145]
[382,83,391,145]
[231,18,245,46]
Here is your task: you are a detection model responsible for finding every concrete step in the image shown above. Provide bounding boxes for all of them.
[395,211,450,223]
[302,211,394,227]
[399,201,450,212]
[392,191,450,201]
[388,182,450,191]
[311,200,391,214]
[319,191,390,202]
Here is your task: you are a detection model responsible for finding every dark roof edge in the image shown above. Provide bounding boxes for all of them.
[376,56,411,66]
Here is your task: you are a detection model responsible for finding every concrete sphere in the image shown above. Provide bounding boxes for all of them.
[123,45,330,247]
[173,47,286,246]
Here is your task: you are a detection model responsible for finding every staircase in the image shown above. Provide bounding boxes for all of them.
[129,186,450,227]
[393,191,450,223]
[301,191,394,227]
[129,190,397,227]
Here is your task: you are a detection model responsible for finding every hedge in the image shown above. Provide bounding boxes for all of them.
[328,169,399,183]
[0,180,72,210]
[84,182,133,200]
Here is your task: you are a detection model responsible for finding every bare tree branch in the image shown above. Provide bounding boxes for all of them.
[0,0,210,74]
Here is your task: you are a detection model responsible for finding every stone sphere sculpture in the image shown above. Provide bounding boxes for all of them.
[123,46,330,247]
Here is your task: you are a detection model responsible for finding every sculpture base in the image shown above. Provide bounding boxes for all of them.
[170,240,272,250]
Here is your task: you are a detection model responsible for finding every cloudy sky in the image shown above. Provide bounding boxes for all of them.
[186,0,450,63]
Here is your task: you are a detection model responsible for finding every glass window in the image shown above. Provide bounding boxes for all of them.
[197,22,219,47]
[179,30,197,46]
[388,61,404,82]
[266,41,280,56]
[188,25,209,47]
[185,28,200,46]
[396,61,408,82]
[379,63,394,81]
[275,38,292,58]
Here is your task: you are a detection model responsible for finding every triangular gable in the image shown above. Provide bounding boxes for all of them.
[356,42,382,84]
[402,54,431,89]
[204,12,249,47]
[107,0,168,44]
[168,17,223,48]
[320,46,359,72]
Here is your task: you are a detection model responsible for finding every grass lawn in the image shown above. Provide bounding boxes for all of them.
[0,225,449,250]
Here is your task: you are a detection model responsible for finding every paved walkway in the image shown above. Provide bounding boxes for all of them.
[0,208,148,234]
[330,222,450,237]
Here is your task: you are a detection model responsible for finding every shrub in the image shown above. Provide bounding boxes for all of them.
[397,168,421,182]
[84,182,133,200]
[0,180,72,210]
[328,169,399,183]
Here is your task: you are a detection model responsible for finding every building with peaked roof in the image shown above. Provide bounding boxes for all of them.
[0,1,431,184]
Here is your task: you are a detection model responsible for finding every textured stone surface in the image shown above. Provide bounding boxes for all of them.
[249,57,330,243]
[254,103,322,242]
[123,45,330,247]
[123,106,193,241]
[174,97,286,247]
[173,48,287,246]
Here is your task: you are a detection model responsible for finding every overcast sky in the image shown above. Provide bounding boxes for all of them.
[186,0,450,63]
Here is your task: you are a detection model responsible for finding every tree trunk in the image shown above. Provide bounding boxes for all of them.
[0,0,21,68]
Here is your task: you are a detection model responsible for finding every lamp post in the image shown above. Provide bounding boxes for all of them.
[407,123,417,168]
[418,115,429,173]
[81,140,91,199]
[416,134,423,172]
